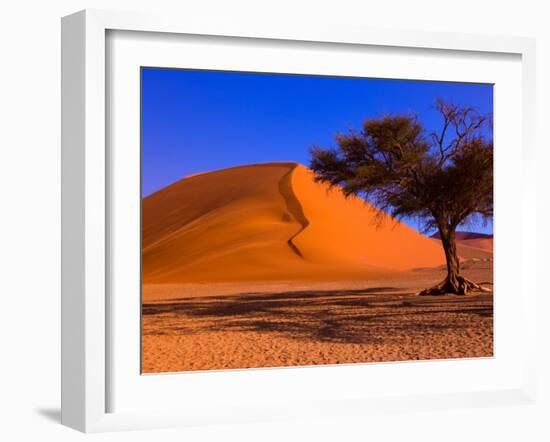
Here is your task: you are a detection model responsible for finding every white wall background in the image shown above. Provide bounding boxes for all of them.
[0,1,548,441]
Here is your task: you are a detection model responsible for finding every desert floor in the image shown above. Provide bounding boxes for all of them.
[141,264,493,374]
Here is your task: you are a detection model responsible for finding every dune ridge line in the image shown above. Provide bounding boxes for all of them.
[278,163,310,258]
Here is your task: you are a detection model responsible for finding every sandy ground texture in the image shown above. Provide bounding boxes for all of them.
[142,266,493,374]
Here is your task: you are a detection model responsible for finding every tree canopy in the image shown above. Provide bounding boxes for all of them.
[310,99,492,233]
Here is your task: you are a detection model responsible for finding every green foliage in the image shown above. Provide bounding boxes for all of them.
[310,99,493,234]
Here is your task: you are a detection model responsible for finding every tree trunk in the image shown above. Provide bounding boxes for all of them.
[417,223,491,296]
[440,227,461,291]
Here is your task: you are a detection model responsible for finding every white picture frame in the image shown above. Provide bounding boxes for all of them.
[61,9,537,433]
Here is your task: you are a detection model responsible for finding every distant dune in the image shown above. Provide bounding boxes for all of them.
[457,238,493,252]
[430,231,493,254]
[142,163,491,284]
[431,231,493,241]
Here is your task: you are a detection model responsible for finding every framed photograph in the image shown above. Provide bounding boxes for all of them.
[61,9,537,432]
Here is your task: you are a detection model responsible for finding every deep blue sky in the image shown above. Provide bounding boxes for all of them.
[141,68,493,234]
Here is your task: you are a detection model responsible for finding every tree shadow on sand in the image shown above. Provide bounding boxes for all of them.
[142,287,493,345]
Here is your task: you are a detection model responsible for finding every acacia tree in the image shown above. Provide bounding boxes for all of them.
[310,99,493,295]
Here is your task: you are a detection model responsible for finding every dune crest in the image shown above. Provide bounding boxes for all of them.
[277,164,309,257]
[142,162,463,284]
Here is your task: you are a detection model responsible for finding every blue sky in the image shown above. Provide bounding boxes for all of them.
[141,68,493,234]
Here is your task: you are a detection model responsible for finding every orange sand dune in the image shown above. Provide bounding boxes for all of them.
[142,162,447,284]
[290,165,444,270]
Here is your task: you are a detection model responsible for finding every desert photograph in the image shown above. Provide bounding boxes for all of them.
[141,69,493,374]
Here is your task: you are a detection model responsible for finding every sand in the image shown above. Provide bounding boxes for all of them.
[142,266,493,373]
[141,162,493,374]
[142,163,447,284]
